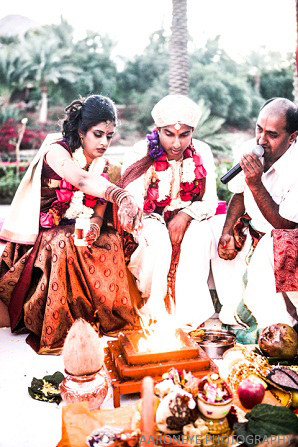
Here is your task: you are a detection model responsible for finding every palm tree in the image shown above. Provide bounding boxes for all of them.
[169,0,189,95]
[0,46,30,105]
[22,32,81,123]
[294,0,298,103]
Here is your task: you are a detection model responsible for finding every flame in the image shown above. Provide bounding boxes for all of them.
[138,314,183,353]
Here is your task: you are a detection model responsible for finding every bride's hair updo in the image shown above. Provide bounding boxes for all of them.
[62,94,118,151]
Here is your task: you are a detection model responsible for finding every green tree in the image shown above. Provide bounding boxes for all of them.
[117,29,169,103]
[0,45,30,105]
[260,67,294,100]
[294,0,298,103]
[69,31,118,100]
[245,48,293,100]
[22,28,82,123]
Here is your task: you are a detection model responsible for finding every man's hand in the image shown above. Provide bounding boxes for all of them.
[240,153,264,188]
[218,233,237,260]
[118,196,143,234]
[167,212,191,245]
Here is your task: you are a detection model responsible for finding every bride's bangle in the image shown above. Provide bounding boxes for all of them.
[103,185,131,206]
[90,223,101,239]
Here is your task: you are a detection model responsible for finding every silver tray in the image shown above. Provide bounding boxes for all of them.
[190,329,236,359]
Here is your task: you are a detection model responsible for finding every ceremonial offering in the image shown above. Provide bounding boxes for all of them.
[237,377,265,409]
[258,324,298,360]
[60,319,108,410]
[62,319,105,376]
[189,329,236,359]
[197,373,233,419]
[86,426,139,447]
[220,345,298,411]
[60,369,109,411]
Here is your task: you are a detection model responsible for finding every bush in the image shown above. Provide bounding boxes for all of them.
[0,119,48,152]
[130,75,168,133]
[0,163,28,203]
[191,77,232,118]
[215,159,233,203]
[260,68,294,100]
[0,105,21,126]
[0,121,18,151]
[224,79,253,128]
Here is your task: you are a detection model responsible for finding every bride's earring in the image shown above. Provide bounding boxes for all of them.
[79,133,84,147]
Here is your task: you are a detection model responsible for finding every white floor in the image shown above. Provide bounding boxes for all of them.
[0,328,138,447]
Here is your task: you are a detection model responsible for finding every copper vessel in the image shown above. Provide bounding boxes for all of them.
[59,368,109,410]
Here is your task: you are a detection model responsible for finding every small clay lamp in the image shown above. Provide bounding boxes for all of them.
[59,318,109,410]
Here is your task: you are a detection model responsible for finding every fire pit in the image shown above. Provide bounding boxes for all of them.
[104,328,218,407]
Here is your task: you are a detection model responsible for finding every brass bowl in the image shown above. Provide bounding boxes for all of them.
[190,329,236,359]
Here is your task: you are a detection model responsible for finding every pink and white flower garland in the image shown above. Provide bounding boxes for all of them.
[143,136,207,220]
[40,147,109,228]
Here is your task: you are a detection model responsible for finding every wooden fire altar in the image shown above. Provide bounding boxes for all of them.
[104,329,218,407]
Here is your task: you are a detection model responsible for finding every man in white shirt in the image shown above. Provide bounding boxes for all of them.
[210,97,298,341]
[120,94,218,329]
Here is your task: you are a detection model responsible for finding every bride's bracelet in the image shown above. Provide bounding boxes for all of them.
[104,185,131,206]
[90,223,101,240]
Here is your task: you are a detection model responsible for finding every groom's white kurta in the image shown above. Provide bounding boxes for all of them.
[122,138,218,327]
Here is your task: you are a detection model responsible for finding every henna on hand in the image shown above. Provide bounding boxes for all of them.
[85,222,101,247]
[167,212,190,245]
[118,196,143,234]
[218,233,237,260]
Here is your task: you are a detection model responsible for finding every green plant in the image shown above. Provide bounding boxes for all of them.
[0,165,27,203]
[193,98,230,152]
[0,106,21,126]
[215,159,233,203]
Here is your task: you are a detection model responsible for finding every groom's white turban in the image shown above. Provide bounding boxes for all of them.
[151,95,202,129]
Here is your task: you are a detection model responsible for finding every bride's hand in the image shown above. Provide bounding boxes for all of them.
[84,223,101,247]
[118,196,143,234]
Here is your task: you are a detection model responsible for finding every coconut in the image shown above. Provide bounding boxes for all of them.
[63,318,105,376]
[258,324,298,360]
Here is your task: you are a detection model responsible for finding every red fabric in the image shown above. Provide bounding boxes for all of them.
[272,228,298,293]
[2,227,137,353]
[41,140,71,179]
[8,233,42,331]
[215,201,226,215]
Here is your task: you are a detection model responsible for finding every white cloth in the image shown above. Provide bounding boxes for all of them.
[129,216,215,328]
[0,133,62,244]
[123,138,218,327]
[242,233,297,327]
[210,138,298,326]
[210,214,256,324]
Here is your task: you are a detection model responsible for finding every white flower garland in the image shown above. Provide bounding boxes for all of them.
[182,157,196,183]
[151,157,196,201]
[64,147,106,220]
[156,169,172,201]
